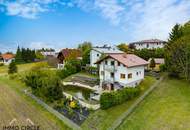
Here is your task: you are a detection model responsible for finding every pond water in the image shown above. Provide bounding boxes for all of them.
[63,85,99,104]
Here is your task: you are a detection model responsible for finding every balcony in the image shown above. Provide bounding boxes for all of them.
[104,65,117,72]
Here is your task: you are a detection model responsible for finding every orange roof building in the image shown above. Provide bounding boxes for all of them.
[0,53,15,65]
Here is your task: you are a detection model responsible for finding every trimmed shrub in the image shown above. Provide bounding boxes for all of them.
[100,87,140,109]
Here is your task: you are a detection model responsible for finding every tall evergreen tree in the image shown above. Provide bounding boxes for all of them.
[15,46,23,63]
[165,21,190,80]
[168,24,183,43]
[150,58,156,70]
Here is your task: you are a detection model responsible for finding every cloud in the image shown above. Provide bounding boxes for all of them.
[0,0,59,19]
[94,0,124,25]
[0,0,190,41]
[123,0,190,40]
[73,0,190,40]
[29,42,55,50]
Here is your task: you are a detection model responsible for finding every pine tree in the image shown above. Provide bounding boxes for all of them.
[8,61,17,74]
[150,58,156,70]
[15,46,23,63]
[168,24,183,43]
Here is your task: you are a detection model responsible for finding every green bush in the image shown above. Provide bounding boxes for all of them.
[57,59,81,79]
[24,70,64,102]
[159,64,167,72]
[8,61,17,74]
[100,87,140,109]
[0,63,4,66]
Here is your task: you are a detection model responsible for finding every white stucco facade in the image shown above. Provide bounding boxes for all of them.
[99,58,146,91]
[2,58,15,65]
[90,46,123,67]
[90,49,102,67]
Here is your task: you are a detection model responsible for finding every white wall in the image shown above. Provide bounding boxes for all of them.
[135,42,165,50]
[99,58,145,88]
[90,49,102,67]
[3,58,15,65]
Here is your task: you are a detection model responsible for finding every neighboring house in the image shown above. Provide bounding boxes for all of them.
[148,58,165,71]
[0,53,15,65]
[129,39,166,50]
[90,45,123,67]
[57,48,82,69]
[95,53,148,91]
[41,51,55,57]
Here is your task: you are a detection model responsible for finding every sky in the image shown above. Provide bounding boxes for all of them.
[0,0,190,52]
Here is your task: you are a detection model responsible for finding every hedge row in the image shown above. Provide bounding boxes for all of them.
[100,87,141,109]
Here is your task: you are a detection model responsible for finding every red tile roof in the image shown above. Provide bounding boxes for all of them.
[1,54,15,60]
[130,39,166,44]
[60,48,82,58]
[57,48,82,63]
[96,53,148,67]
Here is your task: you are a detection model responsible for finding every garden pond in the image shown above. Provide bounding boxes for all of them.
[62,85,99,105]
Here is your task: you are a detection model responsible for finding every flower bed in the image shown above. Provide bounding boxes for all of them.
[53,98,90,125]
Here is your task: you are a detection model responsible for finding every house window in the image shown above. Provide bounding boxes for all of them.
[111,61,115,66]
[136,72,138,76]
[97,54,99,57]
[110,72,114,78]
[101,71,104,75]
[120,74,125,79]
[118,61,120,66]
[139,71,141,75]
[128,73,132,79]
[147,44,149,48]
[105,60,108,65]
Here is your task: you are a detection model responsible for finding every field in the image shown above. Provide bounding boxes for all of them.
[117,78,190,130]
[81,76,156,130]
[0,76,70,130]
[0,62,46,74]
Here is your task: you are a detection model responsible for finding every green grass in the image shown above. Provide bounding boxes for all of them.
[0,62,47,74]
[0,76,71,130]
[81,76,156,130]
[117,78,190,130]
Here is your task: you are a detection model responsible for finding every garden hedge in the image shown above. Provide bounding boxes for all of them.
[100,87,140,109]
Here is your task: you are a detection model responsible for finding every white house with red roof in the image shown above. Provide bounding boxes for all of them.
[95,53,148,91]
[90,45,123,67]
[129,39,166,50]
[0,53,15,65]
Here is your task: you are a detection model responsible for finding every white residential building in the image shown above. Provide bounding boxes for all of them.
[95,54,148,91]
[129,39,166,50]
[41,51,55,57]
[0,53,15,65]
[90,45,123,67]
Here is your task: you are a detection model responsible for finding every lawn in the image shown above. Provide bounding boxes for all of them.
[117,78,190,130]
[0,62,46,74]
[0,76,70,130]
[81,76,156,130]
